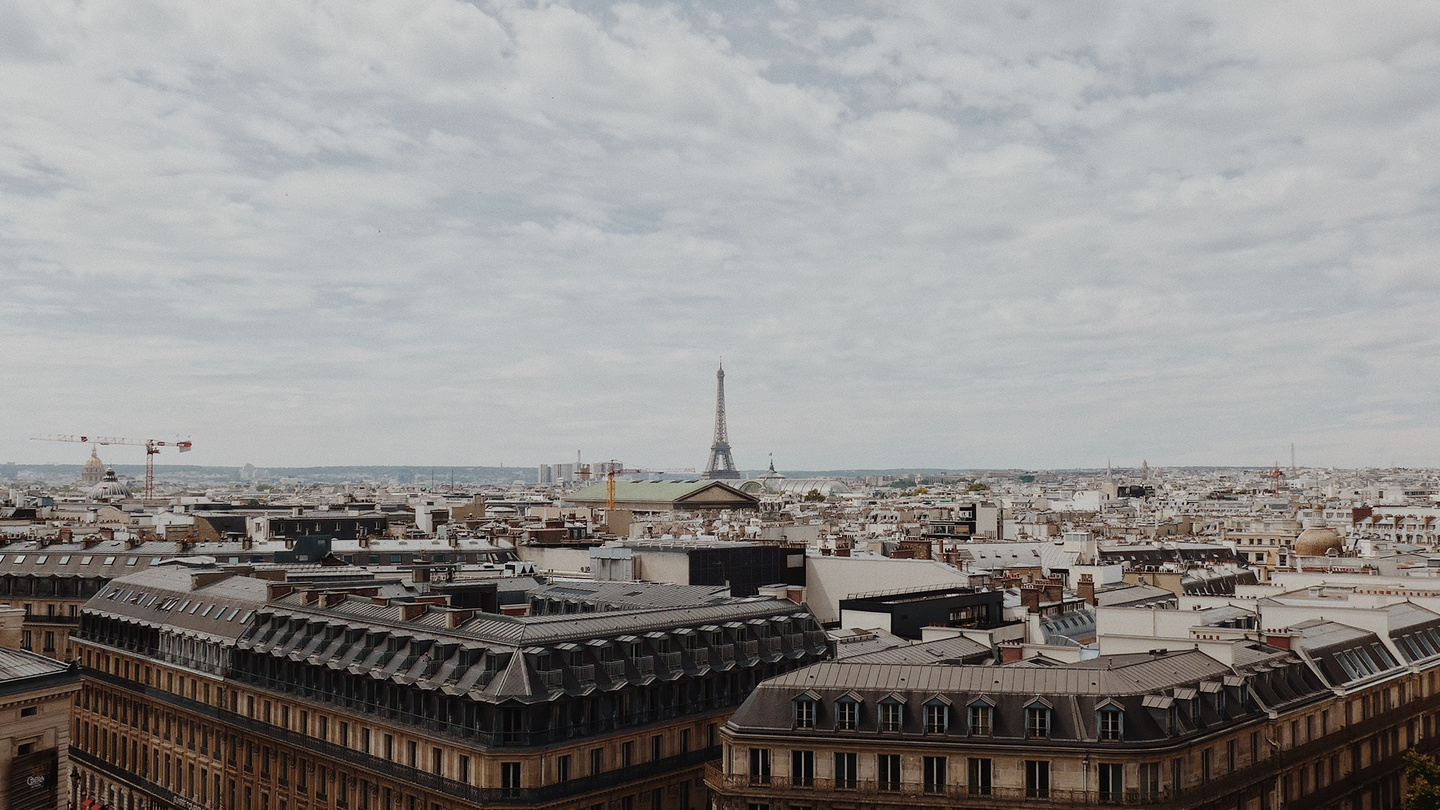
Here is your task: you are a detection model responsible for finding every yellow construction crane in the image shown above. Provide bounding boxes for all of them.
[600,461,696,510]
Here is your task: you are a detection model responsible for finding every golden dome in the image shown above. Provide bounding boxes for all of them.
[1294,526,1343,557]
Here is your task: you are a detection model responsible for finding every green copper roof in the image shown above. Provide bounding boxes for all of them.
[569,480,721,502]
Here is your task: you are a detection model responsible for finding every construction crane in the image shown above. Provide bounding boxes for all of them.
[599,460,696,510]
[31,434,193,501]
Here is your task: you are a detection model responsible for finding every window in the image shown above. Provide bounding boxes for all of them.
[1025,760,1050,799]
[1099,763,1123,803]
[1201,749,1212,782]
[967,758,992,796]
[1139,762,1160,801]
[1227,740,1236,773]
[923,756,946,793]
[924,702,948,734]
[791,750,814,787]
[879,701,902,732]
[748,748,771,785]
[651,735,662,762]
[877,755,900,792]
[834,753,857,790]
[793,698,816,729]
[1098,707,1123,741]
[591,748,603,775]
[501,763,521,798]
[835,699,858,731]
[557,755,570,783]
[968,703,992,736]
[1026,705,1051,738]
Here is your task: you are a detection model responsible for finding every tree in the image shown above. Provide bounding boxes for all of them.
[967,482,990,492]
[803,489,825,502]
[1406,750,1440,810]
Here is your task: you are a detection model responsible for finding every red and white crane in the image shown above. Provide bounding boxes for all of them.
[31,434,193,501]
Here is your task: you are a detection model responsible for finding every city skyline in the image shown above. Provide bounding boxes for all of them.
[4,3,1439,469]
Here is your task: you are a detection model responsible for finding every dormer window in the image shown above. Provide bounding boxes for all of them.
[923,700,949,734]
[835,697,859,731]
[793,696,817,729]
[967,701,993,736]
[1025,703,1052,739]
[1098,706,1124,741]
[879,699,903,732]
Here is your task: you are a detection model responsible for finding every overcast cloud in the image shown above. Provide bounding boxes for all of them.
[2,1,1439,470]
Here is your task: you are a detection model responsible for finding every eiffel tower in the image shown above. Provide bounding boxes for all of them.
[703,363,741,479]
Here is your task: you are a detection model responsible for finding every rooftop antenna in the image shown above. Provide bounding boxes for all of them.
[1290,443,1296,473]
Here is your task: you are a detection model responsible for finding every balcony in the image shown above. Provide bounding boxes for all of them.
[738,640,759,660]
[660,651,683,670]
[538,669,565,690]
[715,644,735,663]
[572,664,595,683]
[601,660,626,681]
[688,648,710,668]
[632,657,655,676]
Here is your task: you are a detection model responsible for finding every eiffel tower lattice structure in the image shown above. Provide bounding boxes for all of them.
[703,363,741,479]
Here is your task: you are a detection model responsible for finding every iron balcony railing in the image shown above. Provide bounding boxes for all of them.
[87,666,744,750]
[83,668,722,805]
[707,712,1440,809]
[71,747,208,810]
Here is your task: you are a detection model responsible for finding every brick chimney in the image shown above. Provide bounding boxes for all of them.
[1020,585,1041,613]
[1077,574,1096,606]
[399,603,429,622]
[445,608,476,628]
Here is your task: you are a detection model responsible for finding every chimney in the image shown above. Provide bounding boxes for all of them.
[266,583,295,601]
[445,608,476,628]
[190,571,233,589]
[302,590,322,606]
[322,592,347,608]
[1078,574,1096,606]
[413,567,431,585]
[399,603,429,622]
[1020,585,1041,613]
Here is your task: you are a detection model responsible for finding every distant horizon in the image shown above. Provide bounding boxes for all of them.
[2,460,1394,477]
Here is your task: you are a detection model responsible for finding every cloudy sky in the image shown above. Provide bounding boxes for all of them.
[3,1,1439,471]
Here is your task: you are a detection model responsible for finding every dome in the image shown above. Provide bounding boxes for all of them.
[87,468,133,501]
[80,448,105,486]
[1294,526,1343,557]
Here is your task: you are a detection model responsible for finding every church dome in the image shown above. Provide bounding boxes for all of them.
[87,468,133,501]
[80,448,105,486]
[1294,526,1343,557]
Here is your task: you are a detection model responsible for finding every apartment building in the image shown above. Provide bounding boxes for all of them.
[70,562,831,810]
[710,612,1440,810]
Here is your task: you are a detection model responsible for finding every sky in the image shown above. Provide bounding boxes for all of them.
[3,1,1439,471]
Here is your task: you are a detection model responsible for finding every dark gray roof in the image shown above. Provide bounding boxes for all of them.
[751,650,1231,697]
[0,647,72,680]
[84,568,269,642]
[842,635,991,665]
[529,580,733,611]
